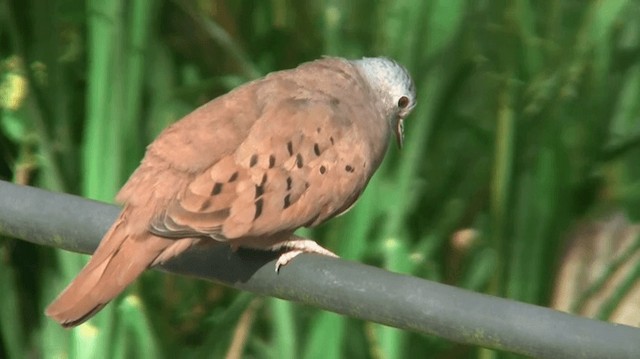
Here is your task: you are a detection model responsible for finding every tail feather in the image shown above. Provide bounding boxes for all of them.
[45,216,181,328]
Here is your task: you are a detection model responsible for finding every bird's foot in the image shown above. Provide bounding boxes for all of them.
[268,237,338,272]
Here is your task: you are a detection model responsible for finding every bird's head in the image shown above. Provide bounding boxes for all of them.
[352,57,416,149]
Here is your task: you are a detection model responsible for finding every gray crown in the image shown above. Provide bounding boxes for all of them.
[351,57,416,118]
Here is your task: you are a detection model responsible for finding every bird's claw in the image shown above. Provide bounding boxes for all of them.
[270,238,338,272]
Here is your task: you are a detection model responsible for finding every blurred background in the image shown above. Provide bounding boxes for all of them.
[1,0,640,358]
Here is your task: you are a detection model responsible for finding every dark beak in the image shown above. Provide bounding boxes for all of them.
[395,118,405,149]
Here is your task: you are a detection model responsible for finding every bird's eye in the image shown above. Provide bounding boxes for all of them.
[397,96,410,109]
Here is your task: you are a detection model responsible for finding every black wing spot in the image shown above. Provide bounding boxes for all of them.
[249,154,258,167]
[319,165,326,174]
[287,141,294,156]
[286,176,292,190]
[211,182,223,195]
[283,194,291,209]
[296,153,304,168]
[268,155,276,168]
[345,165,354,173]
[199,198,212,211]
[254,198,264,220]
[228,172,239,182]
[313,143,321,156]
[255,184,264,199]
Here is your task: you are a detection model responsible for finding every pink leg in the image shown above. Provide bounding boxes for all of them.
[268,236,338,272]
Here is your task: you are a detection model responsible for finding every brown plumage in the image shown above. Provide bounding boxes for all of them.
[46,57,416,327]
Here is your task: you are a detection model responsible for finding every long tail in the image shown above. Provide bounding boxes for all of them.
[45,214,189,328]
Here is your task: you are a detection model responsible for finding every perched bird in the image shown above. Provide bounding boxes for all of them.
[46,56,416,327]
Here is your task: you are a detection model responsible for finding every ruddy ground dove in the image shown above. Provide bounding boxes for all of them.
[46,57,416,327]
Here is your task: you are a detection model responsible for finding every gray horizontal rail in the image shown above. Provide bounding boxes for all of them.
[0,180,638,359]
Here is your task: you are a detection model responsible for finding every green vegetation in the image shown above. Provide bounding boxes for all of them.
[1,0,639,358]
